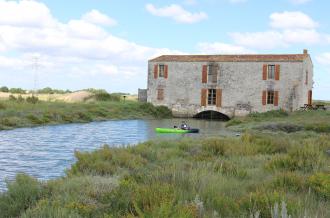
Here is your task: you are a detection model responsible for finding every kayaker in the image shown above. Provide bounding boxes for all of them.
[181,121,189,130]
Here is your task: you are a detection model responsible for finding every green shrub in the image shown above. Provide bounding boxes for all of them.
[249,110,289,120]
[1,117,20,127]
[0,174,43,218]
[0,86,9,92]
[21,200,81,218]
[92,91,121,102]
[266,144,324,172]
[26,96,39,104]
[9,88,26,94]
[202,138,226,156]
[26,114,43,125]
[239,191,296,218]
[225,119,242,127]
[269,172,305,192]
[304,123,330,133]
[308,172,330,200]
[9,95,16,101]
[213,160,248,178]
[68,145,147,176]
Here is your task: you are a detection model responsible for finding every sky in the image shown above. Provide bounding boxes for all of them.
[0,0,330,99]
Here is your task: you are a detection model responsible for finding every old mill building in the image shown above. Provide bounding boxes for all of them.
[139,49,313,119]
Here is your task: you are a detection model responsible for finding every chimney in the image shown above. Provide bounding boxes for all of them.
[303,49,308,55]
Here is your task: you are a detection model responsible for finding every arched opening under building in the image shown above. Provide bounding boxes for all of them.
[193,110,230,121]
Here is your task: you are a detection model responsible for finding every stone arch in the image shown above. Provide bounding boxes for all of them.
[193,110,230,121]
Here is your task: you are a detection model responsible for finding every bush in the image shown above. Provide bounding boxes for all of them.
[225,119,242,127]
[9,95,16,101]
[93,92,121,102]
[0,86,9,92]
[26,96,39,104]
[68,145,147,176]
[249,110,289,120]
[0,102,6,109]
[308,172,330,200]
[239,191,296,218]
[9,88,26,94]
[266,144,325,172]
[269,172,305,192]
[0,174,43,218]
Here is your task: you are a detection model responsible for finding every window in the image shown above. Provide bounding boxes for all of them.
[159,64,165,77]
[267,91,274,104]
[208,65,217,83]
[268,65,275,79]
[157,89,164,100]
[208,89,216,105]
[305,71,308,85]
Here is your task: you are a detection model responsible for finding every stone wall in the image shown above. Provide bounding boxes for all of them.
[147,58,313,118]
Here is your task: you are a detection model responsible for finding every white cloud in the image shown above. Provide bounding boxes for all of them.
[230,31,286,49]
[82,9,117,26]
[229,11,328,50]
[289,0,311,4]
[145,3,207,24]
[270,11,318,29]
[229,0,247,3]
[197,42,254,54]
[316,53,330,66]
[0,0,185,92]
[0,0,56,28]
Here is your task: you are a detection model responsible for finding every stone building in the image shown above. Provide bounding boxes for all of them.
[142,49,313,118]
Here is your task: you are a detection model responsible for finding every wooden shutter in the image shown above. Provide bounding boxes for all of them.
[202,65,207,83]
[275,65,280,80]
[157,89,164,100]
[308,90,312,105]
[201,89,207,106]
[153,64,158,79]
[274,91,279,106]
[164,65,168,79]
[263,64,267,80]
[262,91,267,105]
[216,89,222,107]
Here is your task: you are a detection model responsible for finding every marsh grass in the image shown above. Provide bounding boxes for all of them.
[227,110,330,134]
[1,132,328,218]
[0,100,172,130]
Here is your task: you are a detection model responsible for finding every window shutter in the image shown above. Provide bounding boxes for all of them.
[216,89,222,107]
[275,65,280,80]
[308,90,312,105]
[153,64,158,79]
[274,91,279,106]
[201,89,207,106]
[164,65,168,79]
[157,89,164,100]
[263,64,267,80]
[262,91,267,105]
[202,65,207,83]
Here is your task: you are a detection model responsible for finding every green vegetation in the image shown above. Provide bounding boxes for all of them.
[0,100,172,130]
[0,133,328,217]
[226,110,330,133]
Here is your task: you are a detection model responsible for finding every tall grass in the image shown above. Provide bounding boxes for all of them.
[0,100,172,130]
[1,132,328,217]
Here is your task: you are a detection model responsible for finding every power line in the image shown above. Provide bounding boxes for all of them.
[32,56,40,96]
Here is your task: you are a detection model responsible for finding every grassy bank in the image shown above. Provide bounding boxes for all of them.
[226,110,330,133]
[0,100,172,130]
[0,132,329,217]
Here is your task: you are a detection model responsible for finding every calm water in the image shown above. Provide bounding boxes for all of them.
[0,119,235,191]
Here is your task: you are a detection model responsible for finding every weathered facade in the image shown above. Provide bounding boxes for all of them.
[145,50,313,118]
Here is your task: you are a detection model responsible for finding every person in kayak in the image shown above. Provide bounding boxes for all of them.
[180,121,189,130]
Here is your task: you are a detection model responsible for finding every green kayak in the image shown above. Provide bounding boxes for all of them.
[155,128,199,134]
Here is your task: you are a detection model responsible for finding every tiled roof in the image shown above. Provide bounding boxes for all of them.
[149,54,309,62]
